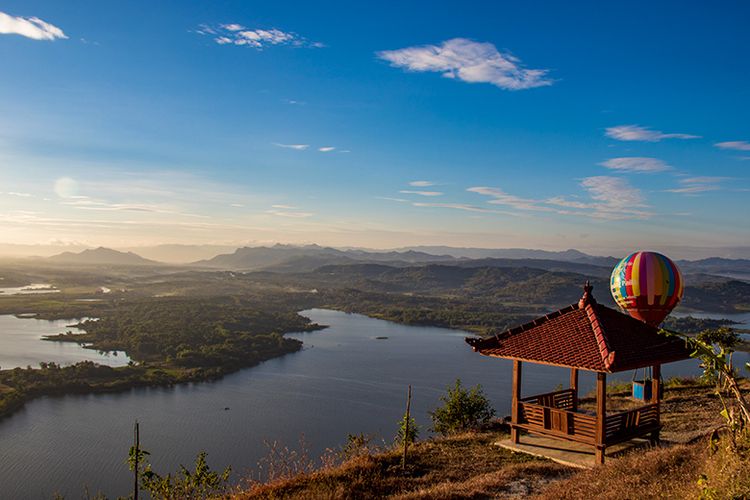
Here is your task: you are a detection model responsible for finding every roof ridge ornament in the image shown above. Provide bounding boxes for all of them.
[579,280,596,308]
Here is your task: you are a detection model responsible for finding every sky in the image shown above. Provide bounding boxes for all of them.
[1,1,749,257]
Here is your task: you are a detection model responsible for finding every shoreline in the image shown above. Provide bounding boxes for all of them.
[0,319,328,421]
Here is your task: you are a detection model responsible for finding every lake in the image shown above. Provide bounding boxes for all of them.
[0,308,746,499]
[0,283,60,295]
[0,315,130,369]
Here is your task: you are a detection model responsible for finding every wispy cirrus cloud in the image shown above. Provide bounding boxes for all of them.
[377,38,553,90]
[266,209,314,218]
[665,176,725,195]
[605,125,699,142]
[399,190,443,196]
[466,186,550,211]
[412,202,519,216]
[318,147,336,152]
[578,176,645,209]
[196,24,322,49]
[0,11,67,41]
[599,157,671,173]
[273,143,309,150]
[469,177,651,220]
[714,141,750,151]
[409,180,435,187]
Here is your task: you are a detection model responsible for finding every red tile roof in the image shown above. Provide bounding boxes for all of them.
[466,283,692,372]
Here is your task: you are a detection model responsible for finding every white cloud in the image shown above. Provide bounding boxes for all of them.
[0,11,67,41]
[599,157,671,173]
[271,204,297,209]
[665,185,720,194]
[605,125,699,142]
[665,176,725,195]
[273,143,309,150]
[579,176,645,208]
[680,176,727,184]
[412,202,518,215]
[197,24,321,49]
[4,191,32,197]
[399,190,443,196]
[230,203,245,207]
[377,38,552,90]
[715,141,750,151]
[468,178,651,220]
[376,196,408,203]
[266,209,313,218]
[318,147,336,152]
[409,180,434,187]
[466,186,550,211]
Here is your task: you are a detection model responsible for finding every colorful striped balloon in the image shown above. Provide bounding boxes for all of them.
[610,251,684,326]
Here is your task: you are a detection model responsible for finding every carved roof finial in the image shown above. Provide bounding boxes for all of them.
[579,280,596,308]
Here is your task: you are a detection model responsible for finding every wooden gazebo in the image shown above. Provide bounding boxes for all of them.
[466,283,691,464]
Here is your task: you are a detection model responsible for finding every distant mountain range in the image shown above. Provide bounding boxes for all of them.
[38,244,750,282]
[397,246,601,261]
[190,244,453,272]
[46,247,159,266]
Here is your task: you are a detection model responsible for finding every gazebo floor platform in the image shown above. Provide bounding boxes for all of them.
[495,434,657,469]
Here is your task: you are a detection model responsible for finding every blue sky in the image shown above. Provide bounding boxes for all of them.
[0,1,748,255]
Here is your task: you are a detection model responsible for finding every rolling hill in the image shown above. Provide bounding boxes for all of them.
[47,247,159,266]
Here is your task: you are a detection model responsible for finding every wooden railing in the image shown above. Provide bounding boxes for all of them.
[604,403,659,442]
[518,399,597,444]
[520,388,576,410]
[517,391,659,446]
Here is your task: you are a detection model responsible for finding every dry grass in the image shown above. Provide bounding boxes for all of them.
[533,441,704,499]
[697,432,750,499]
[232,431,572,499]
[231,379,750,499]
[533,432,750,500]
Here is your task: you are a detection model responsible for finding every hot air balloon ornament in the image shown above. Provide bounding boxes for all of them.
[610,251,684,327]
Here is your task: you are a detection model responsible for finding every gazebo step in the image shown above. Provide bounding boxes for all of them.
[495,434,657,469]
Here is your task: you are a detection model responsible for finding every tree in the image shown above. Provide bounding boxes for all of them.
[429,379,495,436]
[663,327,750,432]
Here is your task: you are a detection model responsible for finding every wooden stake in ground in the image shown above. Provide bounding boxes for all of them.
[402,385,412,471]
[133,420,140,500]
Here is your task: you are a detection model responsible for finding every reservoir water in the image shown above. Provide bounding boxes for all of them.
[0,309,747,498]
[0,315,130,369]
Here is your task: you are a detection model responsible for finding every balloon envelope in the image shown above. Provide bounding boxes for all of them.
[610,251,684,326]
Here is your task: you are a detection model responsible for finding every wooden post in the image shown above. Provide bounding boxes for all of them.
[595,372,606,464]
[511,360,522,444]
[570,368,579,411]
[133,420,139,500]
[651,364,661,445]
[401,385,412,471]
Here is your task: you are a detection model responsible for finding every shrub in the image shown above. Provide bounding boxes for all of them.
[128,448,231,499]
[430,378,495,435]
[342,433,373,459]
[395,414,419,446]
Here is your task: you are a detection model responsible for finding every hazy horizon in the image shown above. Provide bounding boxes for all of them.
[2,241,750,262]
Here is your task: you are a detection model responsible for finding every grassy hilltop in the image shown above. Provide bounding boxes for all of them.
[232,379,750,500]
